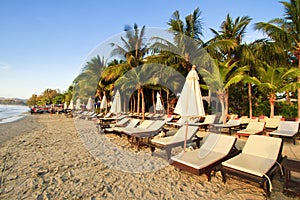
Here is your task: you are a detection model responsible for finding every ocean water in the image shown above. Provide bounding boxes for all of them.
[0,105,30,124]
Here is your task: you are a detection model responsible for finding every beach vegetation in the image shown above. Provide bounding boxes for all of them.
[30,0,300,119]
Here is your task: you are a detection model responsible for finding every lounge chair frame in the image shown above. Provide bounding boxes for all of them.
[171,144,240,181]
[220,138,283,197]
[147,126,199,159]
[269,121,299,145]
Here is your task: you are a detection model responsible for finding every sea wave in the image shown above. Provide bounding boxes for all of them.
[0,105,29,124]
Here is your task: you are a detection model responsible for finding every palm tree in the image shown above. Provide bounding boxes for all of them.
[73,55,106,101]
[255,0,300,117]
[168,7,204,42]
[110,23,148,68]
[200,59,249,123]
[208,14,252,61]
[100,24,149,101]
[114,64,157,119]
[205,14,251,119]
[254,63,300,117]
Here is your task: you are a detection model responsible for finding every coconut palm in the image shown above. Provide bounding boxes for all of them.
[167,7,203,42]
[255,0,300,117]
[73,55,106,101]
[200,59,249,123]
[208,14,251,61]
[110,23,148,68]
[114,64,157,119]
[204,14,251,119]
[254,63,300,117]
[149,8,205,76]
[101,24,149,98]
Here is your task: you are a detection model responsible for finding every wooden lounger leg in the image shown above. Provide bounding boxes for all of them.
[166,147,172,160]
[220,169,227,183]
[150,146,156,156]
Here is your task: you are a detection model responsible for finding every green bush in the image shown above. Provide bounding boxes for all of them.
[275,102,297,118]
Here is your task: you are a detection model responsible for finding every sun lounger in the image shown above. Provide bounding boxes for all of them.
[165,114,174,123]
[210,119,241,135]
[125,120,166,150]
[171,133,239,181]
[189,115,216,131]
[166,117,199,127]
[221,135,283,196]
[265,117,281,130]
[103,118,140,134]
[148,126,199,159]
[269,121,299,144]
[103,117,130,132]
[236,121,265,138]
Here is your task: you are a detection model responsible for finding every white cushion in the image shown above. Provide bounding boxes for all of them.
[222,154,276,177]
[171,133,236,169]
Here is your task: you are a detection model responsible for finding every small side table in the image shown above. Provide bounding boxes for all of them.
[282,157,300,194]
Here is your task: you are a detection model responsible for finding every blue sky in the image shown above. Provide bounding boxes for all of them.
[0,0,284,99]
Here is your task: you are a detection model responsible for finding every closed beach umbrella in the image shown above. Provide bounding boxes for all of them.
[100,95,107,111]
[75,98,81,110]
[86,97,94,111]
[110,90,122,114]
[68,99,74,110]
[64,102,67,110]
[156,92,164,112]
[174,65,205,151]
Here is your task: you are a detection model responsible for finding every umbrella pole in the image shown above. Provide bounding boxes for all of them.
[184,120,188,152]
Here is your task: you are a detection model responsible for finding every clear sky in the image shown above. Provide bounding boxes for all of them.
[0,0,284,99]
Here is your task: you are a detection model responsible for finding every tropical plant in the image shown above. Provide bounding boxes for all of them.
[167,7,203,42]
[199,59,249,123]
[208,14,251,61]
[253,62,300,117]
[110,23,148,68]
[114,64,157,119]
[73,55,106,101]
[255,0,300,117]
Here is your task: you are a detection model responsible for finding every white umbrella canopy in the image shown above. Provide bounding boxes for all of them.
[68,99,74,110]
[86,97,94,111]
[173,65,205,151]
[75,98,81,110]
[156,92,164,111]
[174,65,205,118]
[110,90,122,114]
[100,95,107,111]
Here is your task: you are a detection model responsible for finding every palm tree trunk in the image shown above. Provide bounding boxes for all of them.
[270,93,276,118]
[248,83,253,118]
[137,91,140,115]
[285,91,291,104]
[152,90,156,114]
[224,89,229,124]
[123,94,126,113]
[167,90,170,114]
[133,95,136,113]
[141,88,145,120]
[298,60,300,118]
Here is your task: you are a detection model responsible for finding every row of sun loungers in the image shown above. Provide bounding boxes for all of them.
[75,112,299,196]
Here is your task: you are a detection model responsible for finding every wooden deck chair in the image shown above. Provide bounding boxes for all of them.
[269,121,299,145]
[148,126,199,159]
[171,133,239,181]
[236,121,265,138]
[221,135,283,197]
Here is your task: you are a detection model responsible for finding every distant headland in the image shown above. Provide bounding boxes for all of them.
[0,97,27,106]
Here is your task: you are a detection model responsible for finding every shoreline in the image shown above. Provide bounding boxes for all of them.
[0,114,299,199]
[0,114,40,145]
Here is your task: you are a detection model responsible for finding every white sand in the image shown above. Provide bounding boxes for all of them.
[0,114,298,199]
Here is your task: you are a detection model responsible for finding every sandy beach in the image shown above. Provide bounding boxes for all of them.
[0,114,299,199]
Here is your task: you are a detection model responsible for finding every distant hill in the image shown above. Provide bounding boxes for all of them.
[0,97,27,105]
